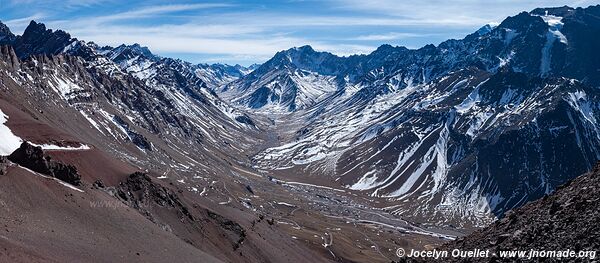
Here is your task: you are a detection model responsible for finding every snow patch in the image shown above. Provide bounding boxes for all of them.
[30,143,91,151]
[0,109,23,155]
[348,169,379,190]
[537,13,568,76]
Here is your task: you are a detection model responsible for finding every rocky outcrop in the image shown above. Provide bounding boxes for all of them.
[234,115,255,126]
[116,171,194,222]
[8,142,81,185]
[0,45,20,69]
[207,210,246,250]
[12,21,75,59]
[114,172,247,251]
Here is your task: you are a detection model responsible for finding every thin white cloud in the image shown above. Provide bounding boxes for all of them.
[82,3,233,24]
[8,0,114,9]
[62,24,264,38]
[352,32,430,41]
[26,6,492,64]
[73,31,374,58]
[332,0,595,25]
[310,43,376,56]
[210,12,490,27]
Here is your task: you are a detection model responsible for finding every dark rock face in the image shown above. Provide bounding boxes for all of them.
[246,86,277,109]
[428,162,600,262]
[92,179,105,189]
[0,21,16,45]
[0,156,8,175]
[111,116,153,151]
[116,171,194,221]
[235,115,255,126]
[8,142,81,185]
[557,5,600,85]
[207,210,246,250]
[12,21,75,58]
[0,45,20,69]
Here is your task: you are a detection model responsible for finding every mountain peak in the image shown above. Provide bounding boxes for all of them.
[293,45,315,52]
[25,20,45,31]
[267,45,327,70]
[107,43,158,62]
[29,20,71,36]
[476,24,494,35]
[11,20,75,58]
[463,24,496,41]
[373,44,406,53]
[530,5,575,17]
[126,43,154,57]
[369,44,408,59]
[0,20,15,44]
[22,20,71,39]
[277,45,319,58]
[375,44,394,51]
[497,10,548,31]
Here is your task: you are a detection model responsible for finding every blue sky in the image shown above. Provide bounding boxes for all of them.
[0,0,597,65]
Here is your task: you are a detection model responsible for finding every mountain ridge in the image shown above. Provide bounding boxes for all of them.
[224,4,599,114]
[243,4,600,226]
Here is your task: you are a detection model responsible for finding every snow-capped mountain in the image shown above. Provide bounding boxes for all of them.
[248,5,600,225]
[228,5,599,113]
[0,20,260,179]
[96,43,160,73]
[2,5,598,227]
[196,63,257,90]
[93,43,255,91]
[221,46,345,112]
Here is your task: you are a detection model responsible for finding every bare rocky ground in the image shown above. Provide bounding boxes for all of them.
[0,138,452,263]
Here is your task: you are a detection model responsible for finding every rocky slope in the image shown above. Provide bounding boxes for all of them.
[0,20,262,178]
[0,20,337,263]
[428,161,600,262]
